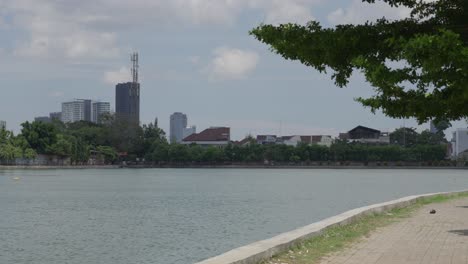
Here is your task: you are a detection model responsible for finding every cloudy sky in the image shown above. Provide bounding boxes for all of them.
[0,0,463,139]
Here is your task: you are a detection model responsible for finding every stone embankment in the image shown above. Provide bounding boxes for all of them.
[195,190,468,264]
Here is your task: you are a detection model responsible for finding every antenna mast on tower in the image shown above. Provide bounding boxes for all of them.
[131,52,139,84]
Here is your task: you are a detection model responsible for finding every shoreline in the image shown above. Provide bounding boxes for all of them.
[1,165,467,170]
[195,190,468,264]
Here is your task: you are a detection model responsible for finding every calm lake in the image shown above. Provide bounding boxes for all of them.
[1,168,467,263]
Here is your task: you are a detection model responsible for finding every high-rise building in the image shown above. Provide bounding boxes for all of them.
[92,101,111,124]
[62,100,86,123]
[61,99,109,124]
[83,99,92,122]
[115,82,140,124]
[170,112,188,143]
[115,52,140,125]
[49,112,62,121]
[0,120,6,130]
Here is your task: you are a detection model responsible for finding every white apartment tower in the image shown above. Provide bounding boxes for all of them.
[62,100,110,124]
[62,100,86,123]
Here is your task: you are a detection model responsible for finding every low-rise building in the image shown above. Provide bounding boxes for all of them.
[283,135,334,147]
[339,126,390,144]
[182,127,230,147]
[256,135,278,145]
[451,128,468,159]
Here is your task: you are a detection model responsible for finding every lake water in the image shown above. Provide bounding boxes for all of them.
[1,168,467,263]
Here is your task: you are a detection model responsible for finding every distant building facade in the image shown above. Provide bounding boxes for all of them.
[62,100,86,123]
[451,128,468,158]
[183,125,197,140]
[283,135,333,147]
[256,134,333,147]
[92,101,111,124]
[35,116,51,123]
[169,112,196,143]
[61,99,109,124]
[49,112,62,121]
[0,120,5,130]
[115,82,140,124]
[339,126,390,144]
[256,135,278,145]
[182,127,230,147]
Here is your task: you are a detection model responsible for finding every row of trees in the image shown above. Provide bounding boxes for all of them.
[0,116,450,165]
[144,141,447,164]
[0,115,166,164]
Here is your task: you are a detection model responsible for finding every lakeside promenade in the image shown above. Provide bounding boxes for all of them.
[318,196,468,264]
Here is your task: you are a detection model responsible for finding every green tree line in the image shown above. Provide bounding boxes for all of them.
[1,117,449,165]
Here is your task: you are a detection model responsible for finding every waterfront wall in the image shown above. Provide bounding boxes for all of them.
[0,154,71,166]
[195,190,468,264]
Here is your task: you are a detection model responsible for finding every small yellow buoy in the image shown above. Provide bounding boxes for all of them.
[13,176,20,181]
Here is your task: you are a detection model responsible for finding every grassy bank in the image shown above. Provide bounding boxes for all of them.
[263,192,468,264]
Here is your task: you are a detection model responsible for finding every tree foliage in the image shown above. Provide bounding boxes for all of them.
[250,0,468,123]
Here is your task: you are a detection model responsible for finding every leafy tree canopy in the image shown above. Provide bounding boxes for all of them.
[251,0,468,123]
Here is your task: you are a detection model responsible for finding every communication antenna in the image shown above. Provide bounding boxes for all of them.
[131,52,139,84]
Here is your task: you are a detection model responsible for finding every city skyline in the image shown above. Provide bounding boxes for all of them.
[0,0,466,139]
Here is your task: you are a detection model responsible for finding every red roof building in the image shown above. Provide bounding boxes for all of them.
[182,127,230,147]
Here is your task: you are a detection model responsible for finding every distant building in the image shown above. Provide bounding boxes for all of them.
[92,101,110,124]
[183,125,197,140]
[451,128,468,158]
[0,120,5,130]
[170,112,187,143]
[256,135,278,145]
[234,137,254,147]
[339,126,390,144]
[49,112,62,121]
[61,99,109,124]
[115,53,140,125]
[182,127,230,147]
[62,100,86,123]
[115,82,140,124]
[34,116,51,123]
[283,135,333,147]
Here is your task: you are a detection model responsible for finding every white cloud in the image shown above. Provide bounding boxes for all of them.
[205,47,259,80]
[5,0,119,60]
[327,0,411,25]
[253,0,316,25]
[2,0,320,61]
[103,67,130,85]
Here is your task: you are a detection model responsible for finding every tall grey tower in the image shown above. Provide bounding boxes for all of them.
[116,52,140,124]
[170,112,188,143]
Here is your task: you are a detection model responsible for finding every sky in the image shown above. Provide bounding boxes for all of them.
[0,0,465,140]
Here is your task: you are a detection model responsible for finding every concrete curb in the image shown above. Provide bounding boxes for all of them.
[195,190,468,264]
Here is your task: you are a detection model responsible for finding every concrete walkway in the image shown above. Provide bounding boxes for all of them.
[321,197,468,264]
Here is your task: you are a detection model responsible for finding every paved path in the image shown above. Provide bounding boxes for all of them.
[321,197,468,264]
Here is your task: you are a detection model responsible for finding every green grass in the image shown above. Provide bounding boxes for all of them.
[263,192,468,264]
